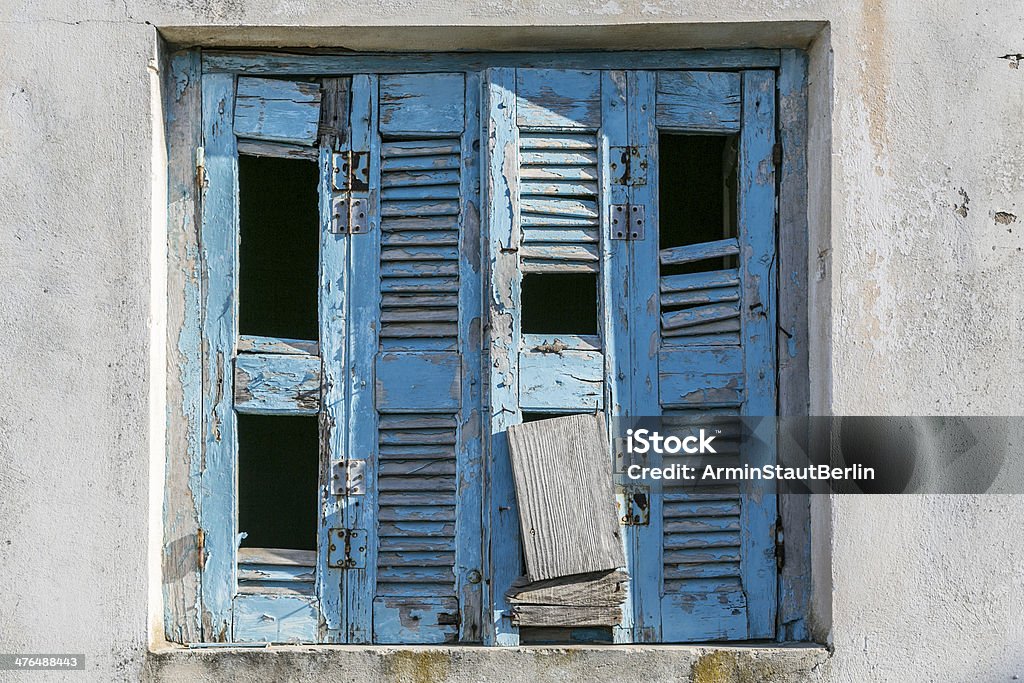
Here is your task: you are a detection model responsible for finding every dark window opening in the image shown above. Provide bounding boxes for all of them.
[521,411,590,423]
[238,155,320,341]
[520,272,599,335]
[658,134,738,277]
[237,414,319,551]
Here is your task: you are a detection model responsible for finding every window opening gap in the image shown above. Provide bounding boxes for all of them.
[520,272,599,336]
[237,414,319,552]
[238,155,320,341]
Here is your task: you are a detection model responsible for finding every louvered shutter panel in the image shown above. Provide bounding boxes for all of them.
[518,132,601,274]
[629,70,778,642]
[344,73,483,644]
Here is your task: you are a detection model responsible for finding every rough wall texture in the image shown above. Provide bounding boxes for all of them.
[1,0,1023,681]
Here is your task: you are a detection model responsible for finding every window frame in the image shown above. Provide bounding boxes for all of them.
[161,47,812,646]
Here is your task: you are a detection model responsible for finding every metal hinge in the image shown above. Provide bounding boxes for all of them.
[328,528,367,569]
[330,150,370,234]
[610,204,645,240]
[328,460,366,496]
[611,145,648,186]
[195,146,205,187]
[617,485,650,526]
[775,517,785,568]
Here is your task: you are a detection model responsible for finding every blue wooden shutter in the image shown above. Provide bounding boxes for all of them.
[343,73,484,644]
[483,68,627,644]
[628,70,779,642]
[199,73,326,644]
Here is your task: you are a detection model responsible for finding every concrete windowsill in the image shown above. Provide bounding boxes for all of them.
[145,642,830,682]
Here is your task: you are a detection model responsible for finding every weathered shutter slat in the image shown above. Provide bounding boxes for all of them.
[519,131,601,274]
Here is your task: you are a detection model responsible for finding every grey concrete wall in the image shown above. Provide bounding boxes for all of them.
[1,0,1023,681]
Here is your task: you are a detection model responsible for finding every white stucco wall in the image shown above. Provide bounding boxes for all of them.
[1,1,1023,681]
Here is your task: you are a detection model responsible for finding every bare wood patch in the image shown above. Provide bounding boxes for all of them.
[506,413,625,581]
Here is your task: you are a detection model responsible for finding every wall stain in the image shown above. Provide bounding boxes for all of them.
[381,650,452,683]
[953,188,970,218]
[859,0,889,167]
[994,211,1017,225]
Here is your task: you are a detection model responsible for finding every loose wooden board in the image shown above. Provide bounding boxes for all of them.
[506,413,625,582]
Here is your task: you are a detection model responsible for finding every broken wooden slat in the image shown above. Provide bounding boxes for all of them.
[237,334,319,356]
[506,413,624,581]
[381,198,460,217]
[520,149,599,166]
[520,165,598,181]
[661,318,742,338]
[661,302,741,331]
[381,261,459,277]
[519,133,596,150]
[382,230,459,247]
[382,140,461,157]
[661,286,740,308]
[508,570,627,606]
[381,292,459,309]
[317,76,351,143]
[519,243,600,262]
[518,226,599,244]
[236,139,319,160]
[660,268,740,293]
[380,276,459,293]
[522,333,602,352]
[233,77,321,146]
[382,184,461,201]
[521,260,600,274]
[237,547,316,566]
[380,307,458,323]
[659,238,739,266]
[382,169,461,188]
[659,346,744,408]
[381,154,460,172]
[513,604,622,627]
[520,196,599,219]
[520,180,598,196]
[380,245,460,262]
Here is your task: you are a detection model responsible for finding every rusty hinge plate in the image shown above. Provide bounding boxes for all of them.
[331,150,371,235]
[617,485,650,526]
[611,145,648,186]
[328,528,367,569]
[611,204,645,240]
[331,150,369,191]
